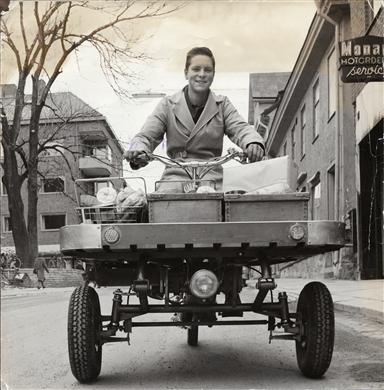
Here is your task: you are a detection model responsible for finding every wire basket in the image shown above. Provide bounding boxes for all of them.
[76,205,146,224]
[74,176,148,224]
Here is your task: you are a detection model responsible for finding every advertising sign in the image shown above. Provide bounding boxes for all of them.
[339,35,384,83]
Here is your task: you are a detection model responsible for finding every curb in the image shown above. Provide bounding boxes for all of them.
[245,281,384,324]
[333,302,384,324]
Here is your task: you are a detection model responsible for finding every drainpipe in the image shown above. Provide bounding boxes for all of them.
[315,6,345,273]
[315,8,343,223]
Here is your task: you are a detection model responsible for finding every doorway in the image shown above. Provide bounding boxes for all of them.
[359,121,383,279]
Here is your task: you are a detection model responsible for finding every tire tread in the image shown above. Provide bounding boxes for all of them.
[296,281,334,378]
[68,285,102,383]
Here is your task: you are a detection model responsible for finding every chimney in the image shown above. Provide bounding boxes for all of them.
[1,84,17,97]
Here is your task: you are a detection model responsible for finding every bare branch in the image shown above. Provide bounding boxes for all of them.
[60,2,72,52]
[19,3,28,59]
[15,144,28,171]
[1,19,22,71]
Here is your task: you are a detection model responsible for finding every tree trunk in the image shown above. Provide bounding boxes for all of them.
[1,124,31,267]
[27,81,41,263]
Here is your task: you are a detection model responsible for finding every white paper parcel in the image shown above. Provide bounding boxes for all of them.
[223,155,298,194]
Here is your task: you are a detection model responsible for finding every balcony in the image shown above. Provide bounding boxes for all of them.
[79,156,112,177]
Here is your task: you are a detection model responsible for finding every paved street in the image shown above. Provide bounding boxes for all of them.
[1,286,383,390]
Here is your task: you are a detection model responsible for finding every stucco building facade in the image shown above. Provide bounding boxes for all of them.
[260,1,383,280]
[1,84,124,256]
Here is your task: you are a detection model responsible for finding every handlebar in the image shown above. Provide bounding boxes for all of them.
[147,149,246,168]
[129,149,247,180]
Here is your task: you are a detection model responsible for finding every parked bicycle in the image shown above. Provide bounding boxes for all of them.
[0,251,22,270]
[48,255,66,269]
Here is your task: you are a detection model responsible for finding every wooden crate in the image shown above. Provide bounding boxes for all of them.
[224,193,309,222]
[148,193,223,223]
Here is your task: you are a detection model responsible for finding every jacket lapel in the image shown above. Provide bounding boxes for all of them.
[187,91,221,143]
[171,91,195,136]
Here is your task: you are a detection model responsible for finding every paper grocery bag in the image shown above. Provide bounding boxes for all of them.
[223,155,298,193]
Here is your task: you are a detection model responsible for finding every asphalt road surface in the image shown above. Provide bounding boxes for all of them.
[1,286,383,390]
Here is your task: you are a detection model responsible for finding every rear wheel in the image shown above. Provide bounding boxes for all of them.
[295,282,334,378]
[68,285,102,383]
[188,325,199,346]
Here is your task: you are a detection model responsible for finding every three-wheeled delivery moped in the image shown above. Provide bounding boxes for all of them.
[60,150,345,383]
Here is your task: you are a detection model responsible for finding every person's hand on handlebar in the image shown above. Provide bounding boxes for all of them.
[123,150,149,170]
[245,143,264,163]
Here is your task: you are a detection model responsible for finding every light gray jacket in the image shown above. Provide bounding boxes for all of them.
[129,89,264,190]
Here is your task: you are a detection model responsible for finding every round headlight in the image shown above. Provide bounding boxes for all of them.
[104,227,120,244]
[289,224,306,241]
[189,269,219,299]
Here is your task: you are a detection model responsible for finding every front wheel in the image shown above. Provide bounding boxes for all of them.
[68,285,102,383]
[295,282,334,378]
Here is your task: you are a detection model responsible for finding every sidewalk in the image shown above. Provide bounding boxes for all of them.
[247,278,384,323]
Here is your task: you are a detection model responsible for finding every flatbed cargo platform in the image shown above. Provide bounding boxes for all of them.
[60,220,345,264]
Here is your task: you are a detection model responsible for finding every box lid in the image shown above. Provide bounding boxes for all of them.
[224,192,310,202]
[148,193,224,201]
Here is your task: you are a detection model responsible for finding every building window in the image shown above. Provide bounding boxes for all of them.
[3,216,12,232]
[313,79,320,139]
[328,48,337,118]
[1,180,7,196]
[283,141,287,156]
[40,142,65,158]
[327,165,335,220]
[41,177,65,193]
[310,175,321,220]
[41,214,66,230]
[300,105,306,157]
[84,142,112,161]
[291,124,296,161]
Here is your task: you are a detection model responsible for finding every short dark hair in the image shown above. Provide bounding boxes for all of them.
[185,47,215,72]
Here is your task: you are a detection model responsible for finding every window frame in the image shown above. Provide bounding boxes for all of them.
[40,141,65,158]
[2,216,12,233]
[0,180,7,196]
[300,104,306,158]
[308,171,321,220]
[312,78,320,140]
[40,176,66,194]
[41,214,67,231]
[291,121,296,161]
[327,164,336,220]
[327,47,337,120]
[283,140,287,156]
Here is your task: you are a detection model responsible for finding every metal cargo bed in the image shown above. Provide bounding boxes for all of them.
[60,220,345,265]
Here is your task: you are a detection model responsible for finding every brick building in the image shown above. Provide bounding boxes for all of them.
[0,84,124,255]
[260,1,383,280]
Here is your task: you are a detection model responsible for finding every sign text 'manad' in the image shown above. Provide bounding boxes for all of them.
[339,35,384,83]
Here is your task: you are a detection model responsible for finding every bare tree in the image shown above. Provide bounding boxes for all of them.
[0,1,182,266]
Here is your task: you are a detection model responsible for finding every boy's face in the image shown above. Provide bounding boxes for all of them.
[185,55,214,94]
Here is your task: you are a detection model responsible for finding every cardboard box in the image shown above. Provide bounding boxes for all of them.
[223,156,298,193]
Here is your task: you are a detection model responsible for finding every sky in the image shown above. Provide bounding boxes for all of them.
[47,1,317,143]
[2,0,317,188]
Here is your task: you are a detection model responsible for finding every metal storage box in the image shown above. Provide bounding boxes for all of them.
[224,193,309,222]
[148,193,223,223]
